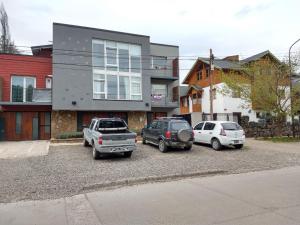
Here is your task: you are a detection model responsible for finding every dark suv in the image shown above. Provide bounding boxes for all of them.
[142,118,194,152]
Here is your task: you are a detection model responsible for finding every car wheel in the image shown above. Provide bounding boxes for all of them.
[184,145,192,151]
[83,139,89,147]
[142,136,147,145]
[158,140,168,153]
[211,138,222,151]
[123,151,132,158]
[235,144,243,149]
[92,144,101,159]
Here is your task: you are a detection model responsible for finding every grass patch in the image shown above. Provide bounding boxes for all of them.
[256,136,300,143]
[55,131,83,139]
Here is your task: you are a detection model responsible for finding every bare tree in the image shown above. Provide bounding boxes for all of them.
[0,3,18,53]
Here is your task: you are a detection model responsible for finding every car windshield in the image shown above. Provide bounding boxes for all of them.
[221,123,242,130]
[171,122,190,130]
[98,120,126,128]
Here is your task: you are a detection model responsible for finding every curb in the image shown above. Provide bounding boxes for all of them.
[82,170,227,192]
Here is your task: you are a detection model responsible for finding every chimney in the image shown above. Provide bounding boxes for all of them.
[223,55,239,62]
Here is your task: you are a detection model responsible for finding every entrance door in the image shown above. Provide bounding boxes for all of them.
[0,117,5,141]
[233,112,242,125]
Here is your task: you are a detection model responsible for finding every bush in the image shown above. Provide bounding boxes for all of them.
[55,131,83,139]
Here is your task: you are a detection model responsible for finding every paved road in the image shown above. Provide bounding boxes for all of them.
[1,166,300,225]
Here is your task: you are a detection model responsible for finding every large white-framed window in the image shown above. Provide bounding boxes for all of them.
[11,76,36,102]
[92,39,142,100]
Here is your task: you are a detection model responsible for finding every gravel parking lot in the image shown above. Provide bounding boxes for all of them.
[1,139,300,203]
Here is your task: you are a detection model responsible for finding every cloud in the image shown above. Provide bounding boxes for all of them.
[235,3,271,18]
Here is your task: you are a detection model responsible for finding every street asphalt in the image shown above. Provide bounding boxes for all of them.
[1,166,300,225]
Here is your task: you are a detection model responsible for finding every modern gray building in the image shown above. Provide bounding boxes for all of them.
[51,23,179,137]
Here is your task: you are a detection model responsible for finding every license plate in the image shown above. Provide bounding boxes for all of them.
[234,140,239,144]
[112,147,124,152]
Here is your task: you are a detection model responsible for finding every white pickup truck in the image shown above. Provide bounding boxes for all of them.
[83,118,137,159]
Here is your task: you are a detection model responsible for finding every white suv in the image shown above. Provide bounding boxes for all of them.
[193,121,245,150]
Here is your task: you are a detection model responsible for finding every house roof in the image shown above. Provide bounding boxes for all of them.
[182,57,241,84]
[241,50,280,64]
[182,50,280,84]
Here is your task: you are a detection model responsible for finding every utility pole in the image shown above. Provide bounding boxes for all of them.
[209,49,214,120]
[289,38,300,137]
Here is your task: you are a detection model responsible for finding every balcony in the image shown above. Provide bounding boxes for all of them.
[0,88,52,106]
[151,95,178,108]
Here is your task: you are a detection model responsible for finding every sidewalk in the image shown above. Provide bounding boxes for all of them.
[1,166,300,225]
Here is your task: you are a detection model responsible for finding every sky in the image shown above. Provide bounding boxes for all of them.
[2,0,300,81]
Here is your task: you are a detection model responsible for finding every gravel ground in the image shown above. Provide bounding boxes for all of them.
[1,140,300,203]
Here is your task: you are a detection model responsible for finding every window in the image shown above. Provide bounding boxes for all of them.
[15,112,22,134]
[93,74,105,99]
[92,39,142,100]
[152,56,167,69]
[119,76,130,100]
[107,75,118,99]
[171,121,191,130]
[131,77,142,100]
[197,71,202,80]
[156,121,163,129]
[92,41,105,69]
[11,76,36,102]
[89,120,96,130]
[206,68,209,78]
[221,123,242,130]
[130,45,141,73]
[150,121,157,129]
[203,122,215,130]
[194,122,204,130]
[152,84,167,97]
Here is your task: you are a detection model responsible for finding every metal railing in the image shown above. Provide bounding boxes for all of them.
[151,95,178,107]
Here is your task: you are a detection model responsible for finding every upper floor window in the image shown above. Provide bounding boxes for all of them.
[92,39,142,100]
[197,71,202,80]
[152,56,167,69]
[11,76,36,102]
[92,39,141,73]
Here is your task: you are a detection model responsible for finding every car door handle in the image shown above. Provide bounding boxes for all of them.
[209,132,212,134]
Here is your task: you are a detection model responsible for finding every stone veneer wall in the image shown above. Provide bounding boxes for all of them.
[51,111,77,138]
[127,111,147,134]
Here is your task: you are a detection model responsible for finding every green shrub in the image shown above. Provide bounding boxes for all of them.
[55,131,83,139]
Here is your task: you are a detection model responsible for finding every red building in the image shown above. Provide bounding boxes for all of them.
[0,46,52,141]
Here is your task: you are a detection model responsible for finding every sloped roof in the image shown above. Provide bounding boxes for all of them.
[182,57,241,84]
[241,50,280,64]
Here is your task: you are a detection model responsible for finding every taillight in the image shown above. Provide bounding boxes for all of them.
[192,130,195,138]
[165,131,171,139]
[98,136,103,145]
[220,128,226,136]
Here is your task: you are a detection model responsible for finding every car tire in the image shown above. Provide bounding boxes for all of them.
[211,138,222,151]
[142,136,147,145]
[83,139,89,147]
[123,151,132,158]
[158,140,168,153]
[184,145,192,151]
[92,144,101,160]
[235,144,243,149]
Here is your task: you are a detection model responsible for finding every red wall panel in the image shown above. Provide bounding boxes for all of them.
[0,54,52,102]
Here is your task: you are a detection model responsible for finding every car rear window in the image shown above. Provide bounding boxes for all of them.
[221,123,242,130]
[98,120,126,128]
[171,122,190,130]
